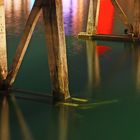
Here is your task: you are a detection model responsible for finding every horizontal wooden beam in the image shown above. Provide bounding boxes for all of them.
[78,32,140,42]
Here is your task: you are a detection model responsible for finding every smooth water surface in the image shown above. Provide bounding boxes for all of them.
[1,0,140,140]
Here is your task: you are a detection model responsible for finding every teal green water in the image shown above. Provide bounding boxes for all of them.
[2,0,140,140]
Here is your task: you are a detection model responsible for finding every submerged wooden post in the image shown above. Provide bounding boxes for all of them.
[6,0,42,86]
[42,0,70,102]
[0,0,7,83]
[86,0,100,34]
[133,0,140,37]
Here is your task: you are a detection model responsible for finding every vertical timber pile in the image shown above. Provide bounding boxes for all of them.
[6,0,70,102]
[42,0,70,101]
[133,0,140,37]
[86,0,100,34]
[0,0,7,88]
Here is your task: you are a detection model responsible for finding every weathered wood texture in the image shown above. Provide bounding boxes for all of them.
[42,0,70,101]
[6,0,42,86]
[133,0,140,37]
[0,0,7,81]
[78,32,139,42]
[86,0,100,34]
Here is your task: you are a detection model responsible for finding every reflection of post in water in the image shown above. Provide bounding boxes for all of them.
[86,40,100,88]
[11,95,33,140]
[133,44,140,92]
[0,97,10,140]
[58,106,69,140]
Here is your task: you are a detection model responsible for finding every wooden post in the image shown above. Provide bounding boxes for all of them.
[133,0,140,37]
[0,0,7,82]
[6,0,42,86]
[86,0,100,34]
[42,0,70,102]
[111,0,133,33]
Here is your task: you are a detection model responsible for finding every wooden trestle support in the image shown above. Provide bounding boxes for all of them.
[78,0,140,42]
[0,0,70,102]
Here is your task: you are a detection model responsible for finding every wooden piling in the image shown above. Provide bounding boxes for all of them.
[42,0,70,102]
[6,0,42,86]
[133,0,140,37]
[86,0,100,34]
[0,0,7,81]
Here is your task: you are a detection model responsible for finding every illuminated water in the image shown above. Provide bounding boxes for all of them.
[2,0,140,140]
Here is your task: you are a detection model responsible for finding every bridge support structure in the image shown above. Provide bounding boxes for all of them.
[79,0,140,42]
[0,0,70,103]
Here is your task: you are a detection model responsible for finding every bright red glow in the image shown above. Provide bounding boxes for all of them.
[97,0,114,55]
[97,46,111,55]
[97,0,114,34]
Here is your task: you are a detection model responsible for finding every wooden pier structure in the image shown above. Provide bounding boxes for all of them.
[78,0,140,42]
[0,0,70,103]
[0,0,140,103]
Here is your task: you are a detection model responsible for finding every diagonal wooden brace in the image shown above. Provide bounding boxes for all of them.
[111,0,133,33]
[6,0,42,87]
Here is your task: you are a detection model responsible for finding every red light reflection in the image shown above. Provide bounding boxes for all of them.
[97,0,114,55]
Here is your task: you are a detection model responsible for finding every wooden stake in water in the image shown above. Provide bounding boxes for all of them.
[0,0,7,81]
[42,0,70,102]
[86,0,100,34]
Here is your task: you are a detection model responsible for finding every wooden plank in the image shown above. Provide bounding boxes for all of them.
[78,32,140,42]
[6,0,42,86]
[111,0,133,33]
[133,0,140,37]
[86,0,100,34]
[42,0,70,102]
[0,0,7,80]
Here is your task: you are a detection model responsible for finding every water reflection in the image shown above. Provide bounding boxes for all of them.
[11,95,33,140]
[62,0,89,35]
[0,97,10,140]
[86,41,100,89]
[5,0,35,35]
[133,45,140,93]
[58,106,69,140]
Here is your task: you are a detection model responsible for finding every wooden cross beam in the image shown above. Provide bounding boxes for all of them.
[6,0,70,102]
